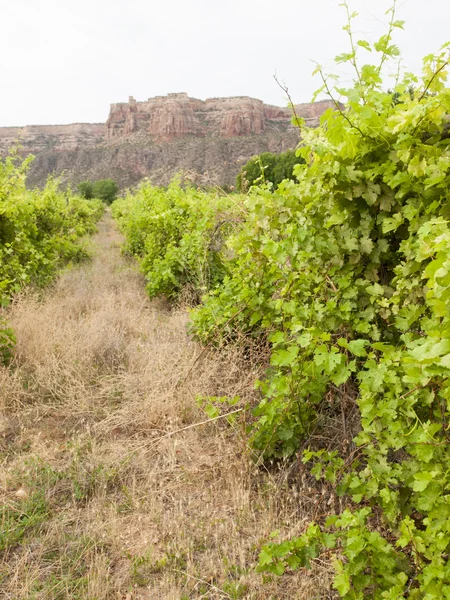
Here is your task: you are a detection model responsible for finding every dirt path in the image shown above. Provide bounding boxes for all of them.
[0,214,329,599]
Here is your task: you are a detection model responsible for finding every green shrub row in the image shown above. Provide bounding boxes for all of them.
[113,13,450,598]
[0,151,104,363]
[112,179,238,301]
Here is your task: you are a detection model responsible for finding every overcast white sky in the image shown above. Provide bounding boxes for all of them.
[1,0,449,127]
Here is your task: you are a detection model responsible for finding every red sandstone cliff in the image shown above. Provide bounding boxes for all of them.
[0,94,335,188]
[105,92,334,141]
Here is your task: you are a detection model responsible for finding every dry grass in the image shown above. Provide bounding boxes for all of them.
[0,214,333,599]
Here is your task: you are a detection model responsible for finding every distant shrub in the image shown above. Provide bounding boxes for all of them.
[236,149,305,192]
[78,181,94,199]
[92,179,119,205]
[78,179,119,204]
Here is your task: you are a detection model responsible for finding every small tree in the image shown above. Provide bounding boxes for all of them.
[92,179,119,205]
[78,181,94,199]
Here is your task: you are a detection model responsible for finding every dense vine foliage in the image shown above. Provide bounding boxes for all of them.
[191,17,450,600]
[0,151,103,363]
[114,9,450,596]
[112,180,238,301]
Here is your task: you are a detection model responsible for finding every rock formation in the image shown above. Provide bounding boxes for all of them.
[0,123,105,155]
[105,92,333,141]
[0,94,335,188]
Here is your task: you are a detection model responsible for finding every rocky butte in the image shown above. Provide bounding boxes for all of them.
[0,93,335,188]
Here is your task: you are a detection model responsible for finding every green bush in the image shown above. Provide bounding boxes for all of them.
[236,149,305,192]
[77,181,94,199]
[92,179,118,205]
[78,179,118,204]
[112,179,238,301]
[190,12,450,599]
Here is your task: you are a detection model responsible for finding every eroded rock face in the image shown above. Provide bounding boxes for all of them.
[0,123,105,155]
[105,93,335,140]
[0,93,335,188]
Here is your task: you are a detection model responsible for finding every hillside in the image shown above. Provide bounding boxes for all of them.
[0,94,334,188]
